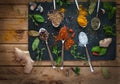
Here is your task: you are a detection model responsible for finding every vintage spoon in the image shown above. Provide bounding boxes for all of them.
[91,0,101,30]
[78,32,94,72]
[39,28,56,68]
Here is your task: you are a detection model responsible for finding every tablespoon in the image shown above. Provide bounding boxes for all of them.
[78,32,94,72]
[91,0,101,30]
[39,28,56,68]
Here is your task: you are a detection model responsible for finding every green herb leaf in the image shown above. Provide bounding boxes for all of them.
[91,46,101,53]
[88,2,96,15]
[91,46,107,56]
[103,2,112,10]
[99,48,107,56]
[32,38,40,51]
[59,1,63,6]
[33,14,44,23]
[101,67,111,79]
[72,67,80,75]
[56,56,62,65]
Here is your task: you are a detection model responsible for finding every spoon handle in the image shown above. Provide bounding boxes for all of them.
[97,0,100,14]
[85,46,94,72]
[53,0,56,10]
[46,41,56,68]
[61,40,65,70]
[75,0,80,10]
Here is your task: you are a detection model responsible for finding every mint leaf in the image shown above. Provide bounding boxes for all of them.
[32,38,40,51]
[34,14,44,23]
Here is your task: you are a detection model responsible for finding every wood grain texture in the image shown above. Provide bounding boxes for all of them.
[0,19,28,30]
[0,67,119,84]
[0,0,119,84]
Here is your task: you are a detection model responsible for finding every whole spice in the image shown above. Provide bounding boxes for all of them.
[88,0,96,15]
[14,48,34,74]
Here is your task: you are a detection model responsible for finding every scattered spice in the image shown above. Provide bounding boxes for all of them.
[65,38,74,50]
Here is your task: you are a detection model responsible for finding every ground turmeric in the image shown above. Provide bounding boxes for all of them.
[77,5,88,28]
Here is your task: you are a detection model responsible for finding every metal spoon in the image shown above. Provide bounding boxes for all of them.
[39,28,56,69]
[91,0,101,30]
[78,32,94,72]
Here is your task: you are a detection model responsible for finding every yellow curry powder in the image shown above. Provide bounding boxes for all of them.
[77,5,88,27]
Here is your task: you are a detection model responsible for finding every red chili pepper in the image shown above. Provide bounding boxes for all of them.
[71,33,75,38]
[69,29,74,33]
[92,52,99,56]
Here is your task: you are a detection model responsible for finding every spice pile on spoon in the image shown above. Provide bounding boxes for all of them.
[47,0,64,28]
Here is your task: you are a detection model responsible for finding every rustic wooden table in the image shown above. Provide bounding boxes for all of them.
[0,0,120,84]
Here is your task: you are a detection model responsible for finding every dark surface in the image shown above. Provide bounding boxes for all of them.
[28,2,116,61]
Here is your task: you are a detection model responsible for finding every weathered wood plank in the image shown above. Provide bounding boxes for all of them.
[0,31,28,43]
[0,44,120,66]
[0,67,119,84]
[0,5,28,19]
[0,19,28,30]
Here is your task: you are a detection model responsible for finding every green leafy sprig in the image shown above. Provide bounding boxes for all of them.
[71,67,80,75]
[36,48,45,61]
[103,25,116,37]
[103,2,116,20]
[70,44,86,60]
[56,0,71,7]
[52,45,61,65]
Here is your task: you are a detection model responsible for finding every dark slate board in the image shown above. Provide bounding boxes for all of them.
[28,2,116,61]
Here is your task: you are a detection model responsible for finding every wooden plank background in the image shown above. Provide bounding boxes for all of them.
[0,0,120,84]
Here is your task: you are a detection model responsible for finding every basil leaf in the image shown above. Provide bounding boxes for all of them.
[99,48,107,56]
[32,38,40,51]
[33,14,44,23]
[91,46,100,52]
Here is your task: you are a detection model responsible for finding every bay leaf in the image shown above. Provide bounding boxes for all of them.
[29,30,39,37]
[32,38,40,51]
[88,2,96,15]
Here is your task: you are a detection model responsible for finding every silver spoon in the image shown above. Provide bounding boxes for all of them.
[39,28,56,69]
[78,32,94,72]
[91,0,101,30]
